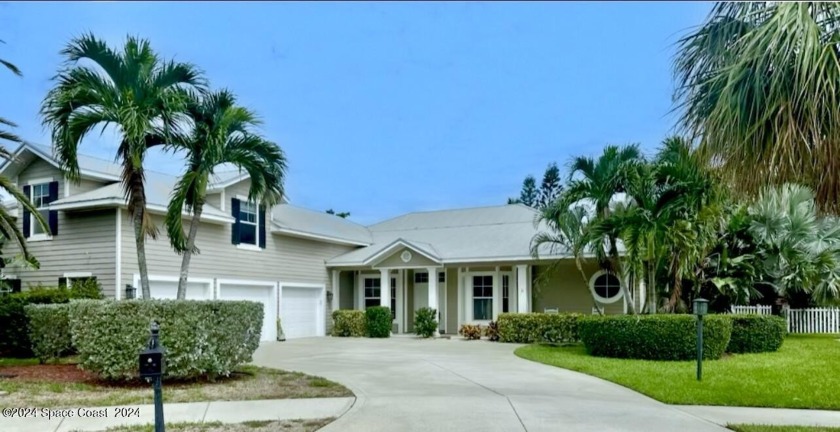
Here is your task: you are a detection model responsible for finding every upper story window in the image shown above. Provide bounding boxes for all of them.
[22,180,59,240]
[414,272,428,283]
[231,197,266,249]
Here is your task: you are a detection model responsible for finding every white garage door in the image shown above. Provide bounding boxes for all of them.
[280,286,323,339]
[219,283,277,342]
[147,278,212,300]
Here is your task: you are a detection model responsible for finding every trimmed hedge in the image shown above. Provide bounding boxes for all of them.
[0,287,84,357]
[25,303,73,363]
[332,310,366,337]
[68,299,263,381]
[579,314,732,360]
[365,306,391,338]
[413,307,438,338]
[727,314,787,353]
[497,313,582,344]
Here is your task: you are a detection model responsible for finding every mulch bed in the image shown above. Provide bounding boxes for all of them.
[0,364,95,383]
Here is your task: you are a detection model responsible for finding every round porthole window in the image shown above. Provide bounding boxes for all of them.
[589,271,622,303]
[400,250,412,263]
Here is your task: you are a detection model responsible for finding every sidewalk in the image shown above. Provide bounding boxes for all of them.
[2,397,355,432]
[676,405,840,428]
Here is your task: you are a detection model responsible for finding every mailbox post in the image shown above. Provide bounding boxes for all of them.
[693,298,709,381]
[139,321,165,432]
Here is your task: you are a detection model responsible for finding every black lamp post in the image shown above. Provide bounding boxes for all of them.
[139,321,166,432]
[693,298,709,381]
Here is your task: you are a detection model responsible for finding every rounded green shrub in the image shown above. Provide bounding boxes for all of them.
[727,314,787,353]
[25,303,73,363]
[68,299,263,381]
[331,310,366,337]
[497,313,582,344]
[459,324,482,340]
[413,307,438,338]
[579,314,732,360]
[365,306,391,338]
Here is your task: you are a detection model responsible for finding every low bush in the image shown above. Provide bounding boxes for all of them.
[727,314,787,353]
[68,278,104,300]
[331,310,366,337]
[0,287,91,358]
[68,299,263,381]
[579,314,732,361]
[497,313,582,344]
[459,324,482,340]
[485,321,500,342]
[365,306,391,338]
[413,307,438,338]
[25,303,73,363]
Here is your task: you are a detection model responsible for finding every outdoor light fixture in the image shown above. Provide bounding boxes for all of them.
[326,291,333,303]
[125,284,137,300]
[139,321,166,432]
[693,297,709,381]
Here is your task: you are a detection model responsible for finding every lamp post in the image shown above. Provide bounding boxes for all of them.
[139,321,165,432]
[693,298,709,381]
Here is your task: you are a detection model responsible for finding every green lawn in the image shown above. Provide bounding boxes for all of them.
[515,334,840,410]
[729,425,840,432]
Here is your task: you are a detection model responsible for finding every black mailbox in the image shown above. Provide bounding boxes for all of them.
[139,321,165,378]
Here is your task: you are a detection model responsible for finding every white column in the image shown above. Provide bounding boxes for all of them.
[457,268,464,328]
[380,269,391,308]
[331,270,340,312]
[427,267,439,335]
[509,270,518,313]
[492,266,501,320]
[517,264,530,313]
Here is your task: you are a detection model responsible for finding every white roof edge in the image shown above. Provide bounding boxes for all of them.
[207,172,251,193]
[0,142,120,182]
[362,238,442,266]
[48,199,234,224]
[271,226,372,247]
[327,253,580,267]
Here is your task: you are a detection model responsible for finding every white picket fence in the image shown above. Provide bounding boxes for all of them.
[730,305,840,334]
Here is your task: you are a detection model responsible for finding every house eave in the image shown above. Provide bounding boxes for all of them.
[48,200,234,224]
[271,227,371,247]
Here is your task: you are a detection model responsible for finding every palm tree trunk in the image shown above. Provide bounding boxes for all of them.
[608,237,637,314]
[134,206,151,299]
[176,204,203,299]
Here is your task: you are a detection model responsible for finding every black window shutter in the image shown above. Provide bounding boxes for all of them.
[22,185,30,238]
[48,181,59,235]
[258,207,266,248]
[58,277,67,288]
[231,198,241,245]
[9,279,21,293]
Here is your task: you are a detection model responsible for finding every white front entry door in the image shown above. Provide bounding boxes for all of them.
[220,282,278,342]
[280,285,324,339]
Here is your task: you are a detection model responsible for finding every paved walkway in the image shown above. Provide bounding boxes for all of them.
[2,397,354,432]
[677,405,840,428]
[253,337,730,432]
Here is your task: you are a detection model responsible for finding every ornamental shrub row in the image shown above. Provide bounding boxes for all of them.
[68,299,263,381]
[331,310,366,337]
[24,303,73,363]
[497,313,582,344]
[726,314,787,353]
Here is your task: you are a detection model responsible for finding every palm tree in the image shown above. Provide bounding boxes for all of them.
[165,90,286,299]
[41,34,205,298]
[675,2,840,214]
[560,144,642,313]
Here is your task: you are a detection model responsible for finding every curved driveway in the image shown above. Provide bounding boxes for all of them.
[253,337,726,432]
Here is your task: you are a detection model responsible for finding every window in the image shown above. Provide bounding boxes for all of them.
[438,272,446,283]
[238,201,258,245]
[390,277,397,320]
[591,272,622,303]
[472,275,493,320]
[59,275,97,289]
[364,277,381,309]
[0,279,21,295]
[502,274,510,313]
[30,182,54,237]
[414,272,428,283]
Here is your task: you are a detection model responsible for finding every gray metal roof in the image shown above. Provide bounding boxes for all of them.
[327,204,569,266]
[270,204,373,246]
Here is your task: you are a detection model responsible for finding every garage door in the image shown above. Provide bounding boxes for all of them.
[280,285,323,339]
[147,279,212,300]
[219,283,277,342]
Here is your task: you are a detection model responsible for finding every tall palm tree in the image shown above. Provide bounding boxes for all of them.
[41,34,205,298]
[165,90,286,299]
[675,2,840,214]
[560,144,642,313]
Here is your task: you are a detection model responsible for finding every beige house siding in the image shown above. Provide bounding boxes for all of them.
[9,159,117,296]
[533,262,624,315]
[445,267,458,335]
[70,178,108,195]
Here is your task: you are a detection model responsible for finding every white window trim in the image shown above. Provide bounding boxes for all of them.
[27,179,54,242]
[63,272,92,278]
[362,276,381,308]
[589,270,624,304]
[235,195,261,250]
[467,271,495,323]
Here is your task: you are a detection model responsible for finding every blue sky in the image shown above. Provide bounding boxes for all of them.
[0,1,712,224]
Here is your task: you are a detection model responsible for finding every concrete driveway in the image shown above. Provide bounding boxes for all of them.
[253,337,726,432]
